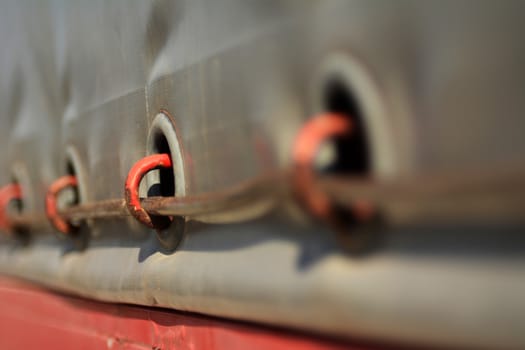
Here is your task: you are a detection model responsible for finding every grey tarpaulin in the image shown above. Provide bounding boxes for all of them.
[0,1,525,348]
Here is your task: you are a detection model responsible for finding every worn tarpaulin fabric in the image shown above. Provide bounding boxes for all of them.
[0,1,525,348]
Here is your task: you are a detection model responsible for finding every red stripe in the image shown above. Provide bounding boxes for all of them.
[0,276,356,350]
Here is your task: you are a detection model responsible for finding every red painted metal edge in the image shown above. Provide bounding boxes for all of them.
[0,276,360,350]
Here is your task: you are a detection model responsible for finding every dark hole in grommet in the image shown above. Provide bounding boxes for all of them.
[321,77,382,253]
[62,159,83,237]
[322,77,370,175]
[61,157,90,251]
[147,132,175,230]
[152,134,175,198]
[66,161,80,207]
[9,176,29,243]
[9,177,23,215]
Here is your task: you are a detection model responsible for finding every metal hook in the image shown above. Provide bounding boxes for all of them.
[124,153,173,229]
[46,175,78,234]
[0,183,22,233]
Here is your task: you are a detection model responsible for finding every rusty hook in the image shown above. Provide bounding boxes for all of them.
[292,113,376,224]
[0,183,22,233]
[125,153,173,229]
[292,113,353,219]
[46,175,78,234]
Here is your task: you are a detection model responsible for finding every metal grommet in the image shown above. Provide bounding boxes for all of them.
[313,52,401,177]
[147,111,186,198]
[125,153,173,229]
[45,175,78,234]
[0,183,22,233]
